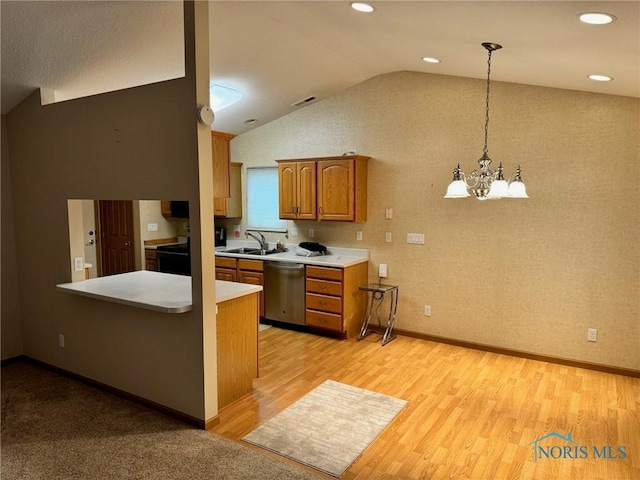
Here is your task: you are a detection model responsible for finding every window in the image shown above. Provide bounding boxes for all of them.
[246,167,286,231]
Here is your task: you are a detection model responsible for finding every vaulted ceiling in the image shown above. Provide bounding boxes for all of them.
[2,1,638,135]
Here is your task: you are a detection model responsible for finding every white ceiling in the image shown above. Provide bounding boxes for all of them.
[2,1,638,135]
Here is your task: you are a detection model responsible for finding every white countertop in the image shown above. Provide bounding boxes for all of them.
[56,271,262,314]
[215,241,369,268]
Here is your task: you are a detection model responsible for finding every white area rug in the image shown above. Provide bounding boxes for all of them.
[242,379,407,477]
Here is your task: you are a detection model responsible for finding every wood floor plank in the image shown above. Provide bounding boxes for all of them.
[209,327,640,479]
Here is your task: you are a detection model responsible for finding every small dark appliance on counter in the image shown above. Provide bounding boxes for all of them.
[215,226,227,247]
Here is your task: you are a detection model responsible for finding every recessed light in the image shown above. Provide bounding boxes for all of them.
[588,74,613,82]
[351,2,375,13]
[421,56,441,64]
[579,12,616,25]
[244,119,257,125]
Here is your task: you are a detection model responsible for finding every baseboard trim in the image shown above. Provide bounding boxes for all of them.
[1,354,26,367]
[13,357,209,429]
[205,415,220,430]
[375,327,640,378]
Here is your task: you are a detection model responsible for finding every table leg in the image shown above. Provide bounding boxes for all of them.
[358,291,375,340]
[381,288,398,346]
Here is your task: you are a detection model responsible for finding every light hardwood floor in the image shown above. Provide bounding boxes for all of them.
[209,327,640,480]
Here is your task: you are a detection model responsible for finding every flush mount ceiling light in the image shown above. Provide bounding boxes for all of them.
[351,2,375,13]
[579,12,616,25]
[421,56,441,64]
[210,84,242,112]
[445,43,528,200]
[588,74,613,82]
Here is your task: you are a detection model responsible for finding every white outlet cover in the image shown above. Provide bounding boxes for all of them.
[74,257,84,271]
[356,231,363,241]
[385,232,392,243]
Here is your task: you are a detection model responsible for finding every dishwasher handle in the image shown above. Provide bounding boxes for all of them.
[266,261,304,270]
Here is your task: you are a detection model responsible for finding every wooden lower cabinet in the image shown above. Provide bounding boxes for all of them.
[305,262,368,338]
[237,259,265,319]
[216,292,259,409]
[215,257,237,282]
[144,249,158,271]
[215,256,264,318]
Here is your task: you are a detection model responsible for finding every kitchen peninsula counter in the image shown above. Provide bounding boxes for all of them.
[56,270,262,313]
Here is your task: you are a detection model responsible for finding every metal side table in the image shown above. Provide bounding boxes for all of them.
[357,283,399,346]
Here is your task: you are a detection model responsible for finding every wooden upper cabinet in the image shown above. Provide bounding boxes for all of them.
[277,161,316,220]
[277,155,368,222]
[317,159,356,221]
[211,131,236,199]
[215,162,243,218]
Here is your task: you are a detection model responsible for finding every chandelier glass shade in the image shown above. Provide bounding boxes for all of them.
[445,43,528,200]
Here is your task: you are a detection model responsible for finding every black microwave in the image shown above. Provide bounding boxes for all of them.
[170,201,189,218]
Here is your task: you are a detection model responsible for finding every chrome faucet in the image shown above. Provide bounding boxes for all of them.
[245,231,268,251]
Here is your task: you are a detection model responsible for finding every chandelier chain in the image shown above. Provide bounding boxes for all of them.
[483,49,493,156]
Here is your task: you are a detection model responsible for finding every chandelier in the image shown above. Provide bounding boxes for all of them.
[445,43,528,200]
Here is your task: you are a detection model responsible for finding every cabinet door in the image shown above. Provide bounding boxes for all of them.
[212,131,234,198]
[160,201,172,216]
[238,270,265,318]
[214,197,227,217]
[278,162,297,219]
[296,161,317,220]
[317,159,355,221]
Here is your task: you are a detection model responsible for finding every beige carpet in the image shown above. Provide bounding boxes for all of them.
[1,361,320,480]
[242,379,407,477]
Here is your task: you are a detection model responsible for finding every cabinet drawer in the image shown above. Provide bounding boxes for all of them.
[306,278,342,296]
[216,268,237,282]
[145,249,157,260]
[216,256,237,268]
[306,266,342,282]
[306,293,342,314]
[238,259,263,272]
[306,309,342,331]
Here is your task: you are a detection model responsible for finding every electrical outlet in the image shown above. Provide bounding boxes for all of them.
[379,264,388,278]
[587,328,597,342]
[424,305,431,317]
[385,208,393,219]
[385,232,392,243]
[309,228,314,238]
[58,334,65,348]
[74,257,84,271]
[147,223,158,232]
[291,227,299,237]
[356,231,363,241]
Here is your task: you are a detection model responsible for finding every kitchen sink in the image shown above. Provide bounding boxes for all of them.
[222,247,281,256]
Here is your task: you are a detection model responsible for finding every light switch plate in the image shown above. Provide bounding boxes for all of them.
[407,233,425,244]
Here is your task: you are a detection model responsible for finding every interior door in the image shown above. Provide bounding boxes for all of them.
[98,200,135,276]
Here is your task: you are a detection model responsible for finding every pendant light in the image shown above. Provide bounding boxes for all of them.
[444,43,528,200]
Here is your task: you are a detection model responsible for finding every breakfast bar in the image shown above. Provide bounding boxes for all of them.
[56,270,262,312]
[57,270,262,408]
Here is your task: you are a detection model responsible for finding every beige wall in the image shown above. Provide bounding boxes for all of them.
[227,71,640,370]
[1,115,24,360]
[3,1,217,420]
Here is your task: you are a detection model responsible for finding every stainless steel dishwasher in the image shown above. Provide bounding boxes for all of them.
[264,261,306,325]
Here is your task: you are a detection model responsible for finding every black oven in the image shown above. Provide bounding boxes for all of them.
[156,242,190,276]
